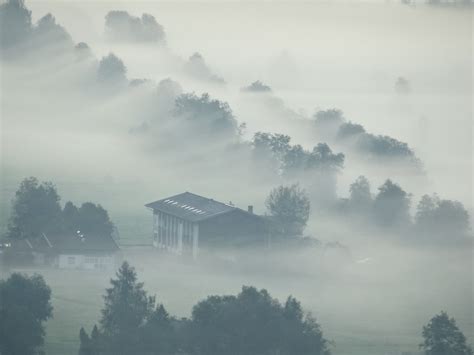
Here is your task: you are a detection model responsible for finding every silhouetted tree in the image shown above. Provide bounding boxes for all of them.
[266,184,310,236]
[189,286,330,355]
[307,143,344,172]
[79,328,92,355]
[242,80,272,92]
[99,262,155,354]
[97,53,127,85]
[6,177,62,240]
[184,52,225,84]
[415,194,470,238]
[314,109,345,138]
[337,122,366,139]
[358,134,419,163]
[33,13,72,48]
[0,0,32,50]
[335,121,421,169]
[79,262,179,354]
[62,201,114,237]
[105,11,165,43]
[75,42,92,60]
[141,304,177,354]
[420,312,473,355]
[347,176,373,213]
[76,202,115,237]
[373,179,411,229]
[0,273,53,355]
[173,93,238,139]
[62,201,79,232]
[79,325,102,355]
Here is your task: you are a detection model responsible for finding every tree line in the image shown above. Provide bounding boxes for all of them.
[2,177,114,259]
[1,176,470,258]
[339,176,470,240]
[0,265,472,355]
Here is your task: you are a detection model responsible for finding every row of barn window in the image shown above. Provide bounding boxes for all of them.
[163,199,207,215]
[154,212,194,249]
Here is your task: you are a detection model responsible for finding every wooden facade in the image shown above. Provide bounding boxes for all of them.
[153,210,199,258]
[146,192,265,258]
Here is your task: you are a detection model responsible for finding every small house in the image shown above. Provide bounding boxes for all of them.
[7,232,120,270]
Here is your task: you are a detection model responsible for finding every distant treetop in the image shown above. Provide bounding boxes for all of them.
[105,10,166,43]
[242,80,272,93]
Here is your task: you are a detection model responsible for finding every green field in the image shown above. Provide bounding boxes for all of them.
[5,247,468,355]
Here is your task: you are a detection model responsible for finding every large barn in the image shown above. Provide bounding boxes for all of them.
[145,192,266,258]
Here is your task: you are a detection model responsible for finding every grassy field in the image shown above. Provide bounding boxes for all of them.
[4,248,461,355]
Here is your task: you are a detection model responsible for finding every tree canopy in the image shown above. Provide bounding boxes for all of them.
[420,312,473,355]
[189,286,330,355]
[0,0,32,50]
[97,53,127,85]
[415,194,470,238]
[80,262,330,355]
[0,273,53,355]
[373,179,412,229]
[99,261,156,353]
[63,202,115,237]
[105,11,166,43]
[265,184,311,237]
[6,177,115,242]
[251,132,344,178]
[173,93,238,139]
[7,177,62,240]
[80,262,177,355]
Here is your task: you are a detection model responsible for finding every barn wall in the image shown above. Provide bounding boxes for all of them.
[198,210,266,248]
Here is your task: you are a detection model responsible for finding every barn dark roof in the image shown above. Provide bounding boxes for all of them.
[145,192,247,222]
[9,233,119,254]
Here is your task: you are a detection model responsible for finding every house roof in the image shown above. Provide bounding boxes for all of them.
[145,192,248,222]
[9,232,119,254]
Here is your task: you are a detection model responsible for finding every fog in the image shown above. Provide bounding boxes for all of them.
[1,1,473,354]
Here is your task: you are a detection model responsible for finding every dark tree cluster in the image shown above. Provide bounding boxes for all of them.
[79,262,177,355]
[340,176,471,239]
[0,273,53,355]
[241,80,272,93]
[1,0,130,91]
[188,287,331,355]
[415,194,470,239]
[0,0,73,56]
[105,11,166,43]
[79,262,331,355]
[265,183,311,237]
[183,52,226,84]
[5,177,115,241]
[313,108,421,169]
[97,53,128,85]
[0,0,32,50]
[420,312,473,355]
[252,132,344,178]
[1,268,472,355]
[173,93,238,140]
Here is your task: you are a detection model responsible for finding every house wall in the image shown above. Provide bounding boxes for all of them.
[57,254,116,270]
[198,210,266,249]
[153,211,197,257]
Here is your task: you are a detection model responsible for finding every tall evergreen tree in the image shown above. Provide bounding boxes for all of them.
[421,312,473,355]
[99,262,155,354]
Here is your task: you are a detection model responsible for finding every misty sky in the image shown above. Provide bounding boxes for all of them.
[1,1,473,354]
